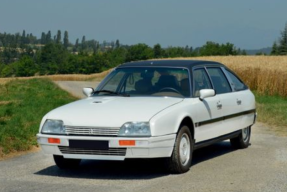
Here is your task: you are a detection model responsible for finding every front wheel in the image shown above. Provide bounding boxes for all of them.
[53,155,81,169]
[230,126,251,149]
[166,125,193,174]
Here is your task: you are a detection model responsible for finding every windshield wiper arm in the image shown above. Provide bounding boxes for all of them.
[93,90,130,97]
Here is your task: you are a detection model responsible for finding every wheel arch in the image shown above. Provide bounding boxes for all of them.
[179,116,195,139]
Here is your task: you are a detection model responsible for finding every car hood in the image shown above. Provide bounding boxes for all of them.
[44,96,184,127]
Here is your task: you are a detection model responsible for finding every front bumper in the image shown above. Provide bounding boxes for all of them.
[37,134,176,160]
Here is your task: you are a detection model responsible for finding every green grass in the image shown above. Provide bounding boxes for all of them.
[0,79,76,154]
[255,92,287,136]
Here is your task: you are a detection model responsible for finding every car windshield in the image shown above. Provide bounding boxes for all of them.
[94,67,191,97]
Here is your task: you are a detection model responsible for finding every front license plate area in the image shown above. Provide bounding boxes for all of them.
[69,140,109,150]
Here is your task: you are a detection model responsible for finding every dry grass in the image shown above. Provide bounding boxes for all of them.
[0,69,112,85]
[161,56,287,97]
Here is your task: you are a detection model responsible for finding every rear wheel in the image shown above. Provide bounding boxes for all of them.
[53,155,81,169]
[166,125,193,173]
[230,126,251,149]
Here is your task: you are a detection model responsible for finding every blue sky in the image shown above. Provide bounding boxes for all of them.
[0,0,286,49]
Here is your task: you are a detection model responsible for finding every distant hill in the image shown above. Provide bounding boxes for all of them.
[245,47,272,55]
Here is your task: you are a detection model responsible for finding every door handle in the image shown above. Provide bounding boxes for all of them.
[217,102,222,109]
[237,99,242,105]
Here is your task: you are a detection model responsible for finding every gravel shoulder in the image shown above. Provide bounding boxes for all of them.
[0,81,286,192]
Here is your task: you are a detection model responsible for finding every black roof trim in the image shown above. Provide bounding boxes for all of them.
[119,60,224,68]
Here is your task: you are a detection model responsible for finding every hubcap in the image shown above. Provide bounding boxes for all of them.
[242,127,250,142]
[179,133,190,166]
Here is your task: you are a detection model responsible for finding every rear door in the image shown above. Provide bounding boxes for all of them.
[206,67,243,135]
[223,68,256,129]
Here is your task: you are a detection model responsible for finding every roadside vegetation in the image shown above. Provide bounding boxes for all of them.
[254,93,287,136]
[0,79,76,156]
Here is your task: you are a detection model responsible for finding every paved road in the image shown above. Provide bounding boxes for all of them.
[0,81,286,192]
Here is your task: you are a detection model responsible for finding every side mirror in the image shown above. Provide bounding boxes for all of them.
[83,87,94,97]
[199,89,215,100]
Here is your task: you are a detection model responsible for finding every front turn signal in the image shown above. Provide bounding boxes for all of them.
[48,138,61,144]
[119,140,135,146]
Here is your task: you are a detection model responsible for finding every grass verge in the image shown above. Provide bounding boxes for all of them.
[0,78,76,157]
[255,92,287,136]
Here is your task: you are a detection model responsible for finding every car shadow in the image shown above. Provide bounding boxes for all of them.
[35,158,169,180]
[192,141,235,165]
[35,141,237,179]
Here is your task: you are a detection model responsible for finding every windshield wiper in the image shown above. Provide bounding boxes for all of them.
[93,90,130,97]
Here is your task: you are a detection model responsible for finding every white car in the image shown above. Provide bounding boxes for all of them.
[37,60,256,173]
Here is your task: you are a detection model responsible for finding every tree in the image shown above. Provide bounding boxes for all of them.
[63,31,69,49]
[41,32,46,44]
[21,30,26,45]
[278,23,287,55]
[241,50,247,55]
[125,43,153,62]
[22,30,26,39]
[56,30,61,44]
[73,38,79,52]
[81,35,86,50]
[38,43,69,74]
[46,31,52,44]
[29,33,35,44]
[199,41,237,56]
[92,40,98,54]
[15,56,37,77]
[115,39,120,48]
[271,42,279,55]
[153,43,162,58]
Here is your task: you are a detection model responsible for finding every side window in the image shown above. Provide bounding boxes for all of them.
[193,68,212,97]
[207,68,232,94]
[225,70,247,91]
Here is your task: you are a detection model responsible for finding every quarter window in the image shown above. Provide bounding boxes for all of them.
[193,68,212,97]
[225,70,247,91]
[207,68,231,94]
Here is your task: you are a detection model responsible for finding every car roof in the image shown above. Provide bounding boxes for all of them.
[119,60,224,68]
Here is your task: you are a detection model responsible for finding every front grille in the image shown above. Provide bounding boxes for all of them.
[65,126,120,136]
[58,146,126,156]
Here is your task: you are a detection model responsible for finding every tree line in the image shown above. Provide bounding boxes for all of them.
[0,29,261,77]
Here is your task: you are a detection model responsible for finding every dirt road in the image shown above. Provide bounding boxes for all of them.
[0,81,286,192]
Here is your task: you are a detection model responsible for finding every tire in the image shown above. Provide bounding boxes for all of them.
[230,126,251,149]
[53,155,81,169]
[166,125,194,174]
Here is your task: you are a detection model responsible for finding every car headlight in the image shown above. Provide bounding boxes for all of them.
[41,119,65,134]
[118,122,151,137]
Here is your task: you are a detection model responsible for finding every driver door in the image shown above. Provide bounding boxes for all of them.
[192,67,223,143]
